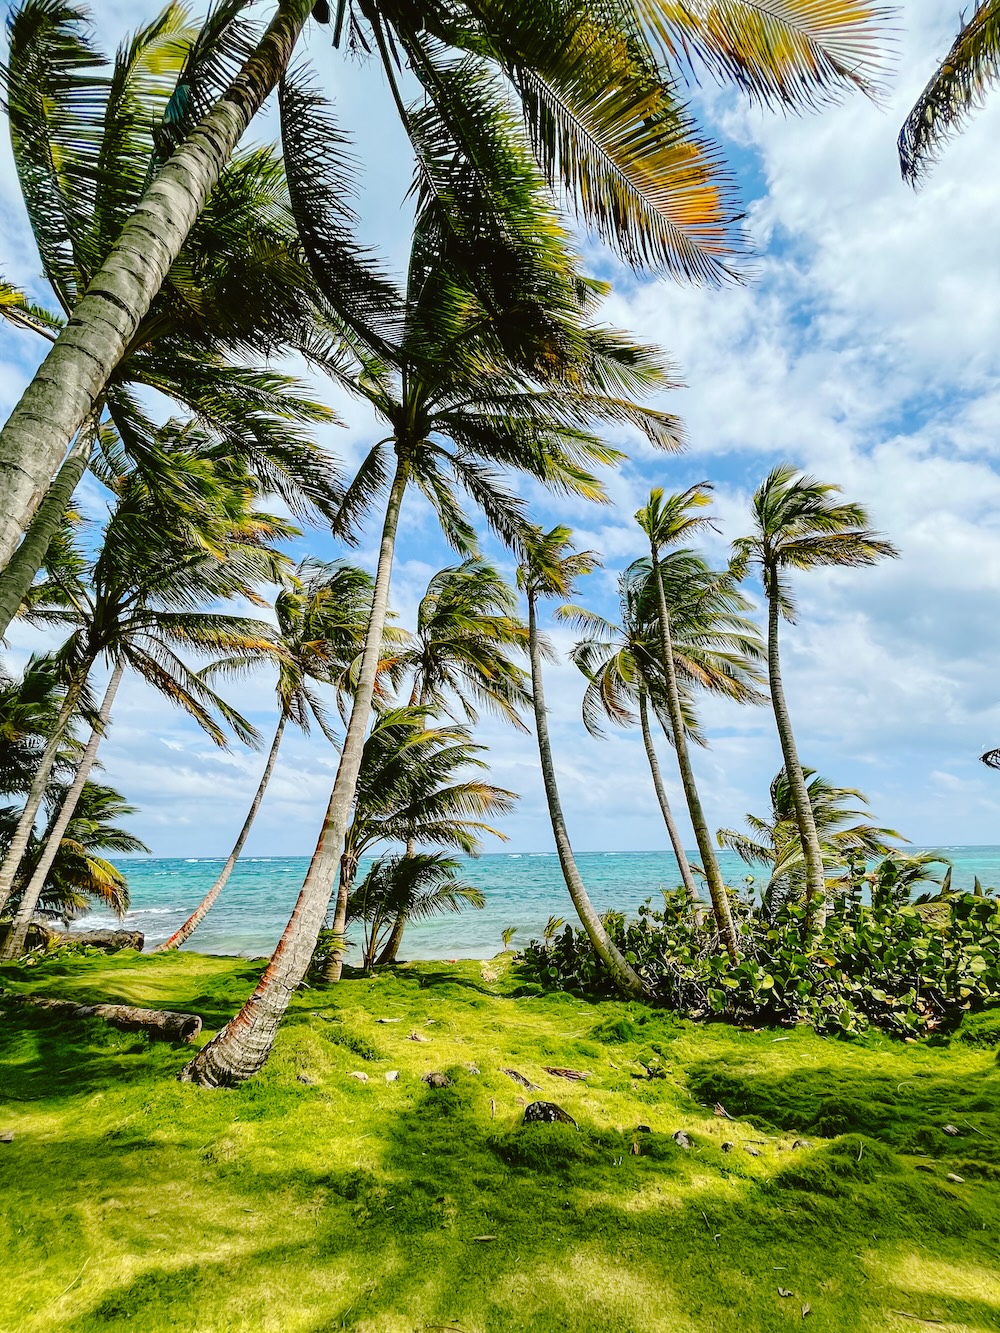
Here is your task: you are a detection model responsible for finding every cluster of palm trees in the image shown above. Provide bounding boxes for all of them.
[0,0,900,1084]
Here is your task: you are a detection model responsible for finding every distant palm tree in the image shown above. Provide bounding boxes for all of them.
[718,767,904,916]
[899,1,1000,182]
[731,465,897,928]
[348,852,486,972]
[518,525,646,998]
[155,560,379,953]
[635,486,742,963]
[320,708,514,981]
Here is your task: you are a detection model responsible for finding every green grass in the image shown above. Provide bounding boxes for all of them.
[1,951,999,1333]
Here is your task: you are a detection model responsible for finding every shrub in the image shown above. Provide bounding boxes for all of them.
[518,886,1000,1038]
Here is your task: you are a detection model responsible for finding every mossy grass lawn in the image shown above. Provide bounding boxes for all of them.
[1,952,999,1332]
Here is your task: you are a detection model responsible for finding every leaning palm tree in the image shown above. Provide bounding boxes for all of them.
[635,485,743,962]
[0,2,351,633]
[719,767,904,917]
[518,525,646,998]
[155,560,379,953]
[348,851,486,973]
[0,0,888,572]
[0,440,289,958]
[730,465,898,928]
[899,1,1000,182]
[564,553,766,900]
[179,177,675,1084]
[320,707,515,982]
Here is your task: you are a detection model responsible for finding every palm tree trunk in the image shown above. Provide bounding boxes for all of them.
[649,552,739,963]
[0,661,124,960]
[316,849,358,985]
[154,712,289,954]
[0,417,96,635]
[638,688,699,899]
[0,671,86,922]
[180,456,409,1086]
[527,592,646,998]
[0,0,311,586]
[374,835,413,967]
[766,590,827,929]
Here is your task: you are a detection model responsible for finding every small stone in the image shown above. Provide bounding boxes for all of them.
[946,1172,965,1183]
[408,1032,430,1042]
[942,1124,961,1136]
[721,1141,734,1153]
[801,1304,811,1318]
[466,1063,481,1075]
[791,1139,812,1150]
[744,1145,761,1157]
[296,1073,317,1085]
[348,1071,369,1083]
[672,1130,692,1150]
[0,1131,13,1144]
[522,1100,578,1127]
[422,1071,451,1089]
[635,1124,652,1134]
[385,1070,399,1083]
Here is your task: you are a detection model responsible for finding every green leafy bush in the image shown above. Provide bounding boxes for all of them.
[518,886,1000,1038]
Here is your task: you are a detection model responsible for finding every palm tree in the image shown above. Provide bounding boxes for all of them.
[564,553,766,900]
[348,851,486,972]
[0,0,889,570]
[0,780,149,944]
[635,485,743,962]
[0,440,289,958]
[730,465,897,928]
[0,3,348,632]
[518,525,646,998]
[179,185,675,1084]
[899,1,1000,182]
[154,560,378,953]
[320,707,515,981]
[718,767,904,917]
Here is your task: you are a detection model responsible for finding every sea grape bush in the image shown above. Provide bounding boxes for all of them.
[518,886,1000,1037]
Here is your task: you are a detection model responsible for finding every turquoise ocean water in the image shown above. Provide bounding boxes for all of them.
[77,846,1000,961]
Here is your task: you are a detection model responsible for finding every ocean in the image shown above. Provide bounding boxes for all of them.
[76,846,1000,961]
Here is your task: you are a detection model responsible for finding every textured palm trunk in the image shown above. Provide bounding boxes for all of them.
[527,592,646,998]
[766,591,827,930]
[0,671,87,922]
[649,552,739,964]
[318,849,359,984]
[379,680,426,965]
[180,458,409,1086]
[0,0,311,573]
[155,713,288,953]
[638,688,699,899]
[0,417,96,637]
[1,661,124,960]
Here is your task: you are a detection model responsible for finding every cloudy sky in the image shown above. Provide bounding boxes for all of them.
[2,1,999,860]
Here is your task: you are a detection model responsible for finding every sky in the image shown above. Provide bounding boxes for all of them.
[2,1,1000,860]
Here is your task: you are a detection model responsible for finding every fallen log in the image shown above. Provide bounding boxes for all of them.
[0,990,201,1043]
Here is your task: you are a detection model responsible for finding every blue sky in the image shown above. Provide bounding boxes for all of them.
[3,2,1000,859]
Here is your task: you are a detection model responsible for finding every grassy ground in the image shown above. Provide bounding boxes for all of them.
[1,951,998,1333]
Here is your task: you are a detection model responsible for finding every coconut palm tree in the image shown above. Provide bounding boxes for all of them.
[518,524,646,998]
[718,767,904,917]
[179,185,675,1084]
[564,553,766,900]
[319,707,515,982]
[0,441,289,958]
[635,485,743,963]
[154,560,379,953]
[0,780,149,943]
[348,851,486,972]
[899,1,1000,182]
[730,465,897,928]
[0,0,889,570]
[0,3,351,632]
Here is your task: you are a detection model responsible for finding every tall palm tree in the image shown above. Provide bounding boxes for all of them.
[718,767,904,916]
[564,554,765,899]
[899,1,1000,182]
[320,707,514,981]
[0,441,289,958]
[179,185,675,1084]
[518,525,646,998]
[0,2,348,632]
[0,0,889,569]
[154,560,378,953]
[730,465,897,928]
[635,485,742,962]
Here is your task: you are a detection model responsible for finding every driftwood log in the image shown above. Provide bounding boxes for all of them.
[0,990,201,1043]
